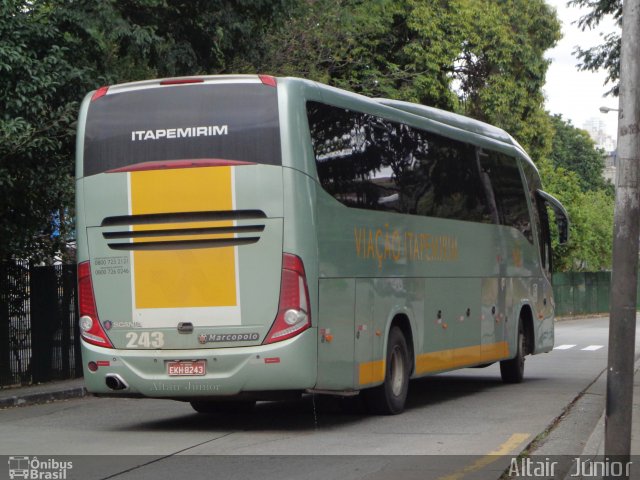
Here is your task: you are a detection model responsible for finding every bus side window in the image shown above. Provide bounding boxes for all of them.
[528,189,552,275]
[307,101,493,224]
[536,196,553,275]
[478,150,532,243]
[476,149,500,225]
[522,162,553,275]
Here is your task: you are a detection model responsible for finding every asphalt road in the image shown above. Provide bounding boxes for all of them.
[0,316,630,480]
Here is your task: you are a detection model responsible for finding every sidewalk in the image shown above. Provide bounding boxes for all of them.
[0,377,86,409]
[559,363,640,478]
[580,362,640,456]
[526,357,640,478]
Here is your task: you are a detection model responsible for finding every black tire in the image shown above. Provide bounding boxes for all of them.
[363,326,410,415]
[500,320,526,383]
[190,400,256,414]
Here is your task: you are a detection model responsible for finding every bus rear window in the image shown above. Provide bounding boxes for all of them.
[83,83,281,176]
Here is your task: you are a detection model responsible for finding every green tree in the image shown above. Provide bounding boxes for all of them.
[548,114,612,193]
[247,0,560,162]
[541,114,616,271]
[538,159,614,271]
[568,0,621,96]
[0,0,162,262]
[0,1,80,262]
[240,0,458,106]
[455,0,560,163]
[52,0,296,81]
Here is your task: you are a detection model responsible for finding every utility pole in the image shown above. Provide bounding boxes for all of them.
[605,0,640,473]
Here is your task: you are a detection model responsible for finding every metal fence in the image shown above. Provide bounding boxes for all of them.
[0,261,81,387]
[552,271,640,317]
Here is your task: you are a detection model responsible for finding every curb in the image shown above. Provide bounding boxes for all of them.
[0,386,87,409]
[515,365,608,479]
[581,411,605,457]
[559,358,640,479]
[573,357,640,458]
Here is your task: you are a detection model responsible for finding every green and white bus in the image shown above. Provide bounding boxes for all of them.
[76,75,568,414]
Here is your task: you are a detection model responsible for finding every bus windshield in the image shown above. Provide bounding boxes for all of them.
[83,82,281,177]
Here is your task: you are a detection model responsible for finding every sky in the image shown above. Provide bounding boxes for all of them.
[543,0,620,140]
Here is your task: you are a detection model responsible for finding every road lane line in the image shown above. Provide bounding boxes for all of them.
[553,344,576,350]
[581,345,604,351]
[436,433,530,480]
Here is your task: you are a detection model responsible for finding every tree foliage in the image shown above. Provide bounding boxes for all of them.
[244,0,560,162]
[568,0,621,96]
[548,114,612,193]
[539,114,615,271]
[49,0,295,81]
[0,1,80,262]
[538,158,613,271]
[539,0,621,271]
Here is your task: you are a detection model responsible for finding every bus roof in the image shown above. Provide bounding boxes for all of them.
[376,99,516,148]
[87,74,537,172]
[88,75,275,99]
[374,98,537,173]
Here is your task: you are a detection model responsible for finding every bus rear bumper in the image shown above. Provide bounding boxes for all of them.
[80,329,317,399]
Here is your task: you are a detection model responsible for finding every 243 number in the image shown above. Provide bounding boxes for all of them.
[125,331,164,348]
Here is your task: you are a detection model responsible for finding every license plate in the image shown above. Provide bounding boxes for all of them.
[167,360,206,376]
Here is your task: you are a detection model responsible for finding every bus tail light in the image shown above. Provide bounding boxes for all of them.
[263,254,311,344]
[78,261,113,348]
[259,75,277,87]
[91,86,109,101]
[159,78,205,85]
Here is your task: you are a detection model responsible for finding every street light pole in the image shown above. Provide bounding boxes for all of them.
[600,106,620,114]
[604,0,640,473]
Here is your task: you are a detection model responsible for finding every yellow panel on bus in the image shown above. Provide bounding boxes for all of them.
[130,166,237,309]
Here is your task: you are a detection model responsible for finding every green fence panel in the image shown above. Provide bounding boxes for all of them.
[550,270,640,315]
[586,273,595,314]
[552,272,574,316]
[573,272,587,315]
[596,271,611,313]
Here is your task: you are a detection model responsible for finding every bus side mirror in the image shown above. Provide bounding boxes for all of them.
[537,190,570,245]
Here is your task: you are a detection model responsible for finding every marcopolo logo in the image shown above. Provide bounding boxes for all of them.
[198,333,260,344]
[8,456,73,479]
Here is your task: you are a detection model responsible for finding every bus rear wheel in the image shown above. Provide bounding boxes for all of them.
[364,326,410,415]
[190,400,256,414]
[500,320,526,383]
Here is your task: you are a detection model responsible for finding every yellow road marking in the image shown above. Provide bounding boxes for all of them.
[437,433,530,480]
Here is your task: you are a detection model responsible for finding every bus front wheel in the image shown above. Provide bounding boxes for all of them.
[500,320,526,383]
[364,326,410,415]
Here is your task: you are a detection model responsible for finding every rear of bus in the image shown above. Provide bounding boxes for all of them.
[76,75,317,401]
